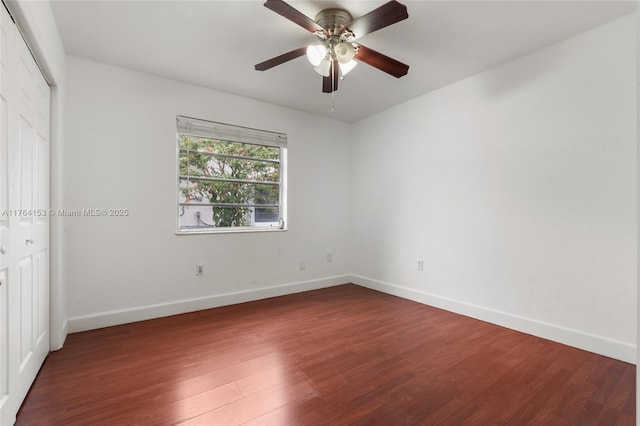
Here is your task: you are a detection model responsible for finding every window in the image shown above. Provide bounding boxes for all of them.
[177,116,287,233]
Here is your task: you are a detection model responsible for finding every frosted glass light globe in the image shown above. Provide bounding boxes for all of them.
[306,45,327,67]
[339,60,357,76]
[335,42,355,64]
[313,58,332,77]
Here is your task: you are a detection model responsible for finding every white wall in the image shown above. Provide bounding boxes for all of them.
[351,15,637,363]
[5,0,67,350]
[63,56,352,331]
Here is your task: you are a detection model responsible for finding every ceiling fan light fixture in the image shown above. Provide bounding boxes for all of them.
[314,58,332,77]
[339,60,357,77]
[335,42,356,64]
[306,44,327,67]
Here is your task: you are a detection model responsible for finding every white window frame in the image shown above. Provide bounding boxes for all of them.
[176,115,287,234]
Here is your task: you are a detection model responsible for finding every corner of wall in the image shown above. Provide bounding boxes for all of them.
[352,275,636,364]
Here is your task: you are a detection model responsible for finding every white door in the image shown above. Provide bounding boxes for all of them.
[0,7,11,425]
[0,3,50,425]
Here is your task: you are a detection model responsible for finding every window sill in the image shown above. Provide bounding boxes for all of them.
[176,227,287,235]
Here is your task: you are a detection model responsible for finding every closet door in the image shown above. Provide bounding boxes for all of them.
[0,3,50,424]
[0,6,11,425]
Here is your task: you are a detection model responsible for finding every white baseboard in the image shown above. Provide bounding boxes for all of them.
[351,275,636,364]
[49,319,68,352]
[58,320,68,350]
[65,274,636,364]
[67,275,350,333]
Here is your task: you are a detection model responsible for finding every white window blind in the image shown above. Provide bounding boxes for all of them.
[176,116,287,148]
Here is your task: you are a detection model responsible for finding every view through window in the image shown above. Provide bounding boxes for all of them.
[177,116,287,233]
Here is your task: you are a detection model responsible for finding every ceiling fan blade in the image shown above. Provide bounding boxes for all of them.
[322,60,340,93]
[322,75,332,93]
[355,44,409,78]
[341,1,408,39]
[255,47,307,71]
[264,0,325,33]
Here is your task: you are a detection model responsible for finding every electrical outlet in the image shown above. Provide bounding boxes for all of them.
[417,260,424,271]
[196,265,204,276]
[299,261,306,271]
[326,252,333,263]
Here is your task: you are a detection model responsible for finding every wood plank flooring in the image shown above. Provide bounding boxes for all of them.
[16,284,635,425]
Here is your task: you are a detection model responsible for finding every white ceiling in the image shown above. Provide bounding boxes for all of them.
[50,0,635,123]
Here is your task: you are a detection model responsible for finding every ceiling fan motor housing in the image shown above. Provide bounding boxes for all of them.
[314,8,352,35]
[313,8,357,64]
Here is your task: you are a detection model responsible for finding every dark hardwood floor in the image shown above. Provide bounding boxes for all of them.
[16,284,635,425]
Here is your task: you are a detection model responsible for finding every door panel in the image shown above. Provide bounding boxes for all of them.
[0,99,7,229]
[0,6,10,425]
[18,257,32,372]
[18,56,32,107]
[12,17,49,414]
[0,3,50,424]
[19,116,33,217]
[36,133,47,221]
[35,249,47,346]
[0,268,8,418]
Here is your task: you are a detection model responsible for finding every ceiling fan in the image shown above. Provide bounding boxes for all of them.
[255,0,409,93]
